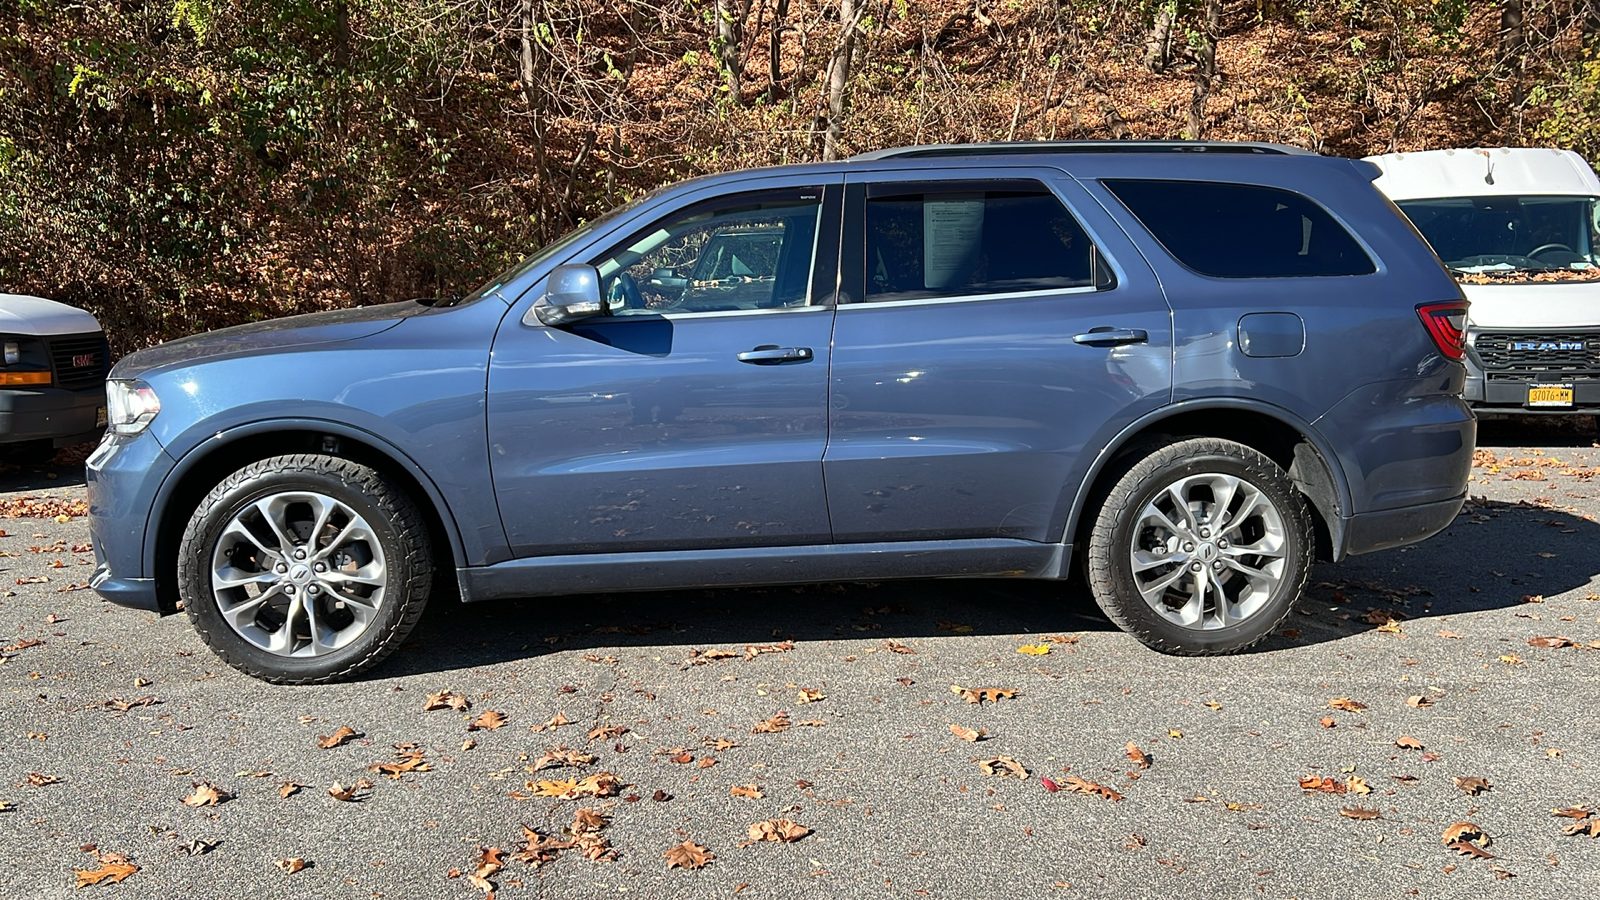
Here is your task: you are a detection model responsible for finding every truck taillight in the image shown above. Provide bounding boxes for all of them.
[1417,302,1468,361]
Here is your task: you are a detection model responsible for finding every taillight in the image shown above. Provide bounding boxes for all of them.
[1417,302,1468,361]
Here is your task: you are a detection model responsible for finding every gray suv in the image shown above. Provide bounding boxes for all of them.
[86,141,1475,683]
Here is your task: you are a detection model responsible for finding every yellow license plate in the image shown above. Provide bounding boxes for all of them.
[1528,384,1574,407]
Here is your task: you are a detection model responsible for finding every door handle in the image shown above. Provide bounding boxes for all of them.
[1072,328,1149,346]
[736,346,813,364]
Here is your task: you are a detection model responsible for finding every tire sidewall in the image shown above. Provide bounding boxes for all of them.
[1095,445,1311,654]
[179,458,421,682]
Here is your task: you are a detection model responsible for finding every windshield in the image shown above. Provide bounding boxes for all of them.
[457,188,663,304]
[1397,195,1600,284]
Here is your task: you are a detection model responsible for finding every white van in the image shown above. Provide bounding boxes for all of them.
[1365,147,1600,415]
[0,292,108,462]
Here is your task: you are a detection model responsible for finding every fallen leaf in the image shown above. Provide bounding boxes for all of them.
[543,712,572,729]
[1329,697,1368,712]
[1551,806,1595,819]
[1320,717,1337,728]
[796,688,825,704]
[370,749,433,778]
[182,782,230,807]
[73,860,138,887]
[697,757,716,769]
[1528,635,1575,649]
[1499,654,1523,665]
[1040,776,1059,792]
[25,772,59,786]
[975,756,1029,779]
[530,778,577,797]
[327,781,360,801]
[425,690,471,711]
[1561,820,1600,838]
[529,746,596,771]
[589,725,628,741]
[670,752,694,764]
[884,640,915,654]
[663,840,713,870]
[1017,643,1051,655]
[1059,776,1123,802]
[745,819,810,844]
[278,782,308,799]
[1340,807,1382,820]
[315,725,359,749]
[1395,736,1424,751]
[1406,695,1433,708]
[951,685,1019,704]
[1442,821,1492,855]
[1454,776,1491,796]
[1125,742,1150,769]
[730,784,764,799]
[467,710,507,731]
[950,724,986,743]
[1298,776,1347,794]
[573,772,622,798]
[273,857,307,874]
[752,713,791,734]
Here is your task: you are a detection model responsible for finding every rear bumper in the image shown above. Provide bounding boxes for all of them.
[0,386,105,446]
[1340,493,1466,557]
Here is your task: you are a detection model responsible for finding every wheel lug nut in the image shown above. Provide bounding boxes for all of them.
[1183,542,1195,552]
[1189,561,1203,572]
[1212,560,1224,570]
[307,585,319,595]
[313,562,326,573]
[283,584,296,594]
[1217,539,1229,549]
[1199,528,1210,538]
[274,563,287,574]
[293,548,307,560]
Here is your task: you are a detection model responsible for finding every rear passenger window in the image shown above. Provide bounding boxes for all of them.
[1103,179,1376,278]
[863,181,1113,303]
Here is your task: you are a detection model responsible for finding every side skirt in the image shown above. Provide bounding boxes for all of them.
[457,539,1071,603]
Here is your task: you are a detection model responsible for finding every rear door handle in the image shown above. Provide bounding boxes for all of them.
[737,346,813,364]
[1072,328,1149,346]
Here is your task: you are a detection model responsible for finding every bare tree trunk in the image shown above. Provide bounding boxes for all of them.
[1185,0,1221,139]
[1500,0,1526,128]
[1586,0,1600,51]
[715,0,747,104]
[1144,3,1175,74]
[770,0,790,89]
[516,0,559,238]
[822,0,861,161]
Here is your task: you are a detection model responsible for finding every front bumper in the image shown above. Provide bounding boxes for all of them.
[1464,327,1600,412]
[0,386,105,446]
[86,430,179,613]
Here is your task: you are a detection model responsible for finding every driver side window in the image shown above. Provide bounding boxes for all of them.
[591,188,824,316]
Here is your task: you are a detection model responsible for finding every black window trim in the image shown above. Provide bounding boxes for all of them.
[840,176,1119,308]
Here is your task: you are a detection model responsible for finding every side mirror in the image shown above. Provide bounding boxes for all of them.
[527,264,606,326]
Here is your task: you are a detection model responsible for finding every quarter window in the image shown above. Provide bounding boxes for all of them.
[1103,179,1376,278]
[591,189,823,316]
[861,181,1112,303]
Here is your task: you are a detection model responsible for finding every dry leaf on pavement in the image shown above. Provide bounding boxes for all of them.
[327,781,360,801]
[467,710,507,731]
[730,784,763,799]
[796,688,824,703]
[1528,635,1575,649]
[1454,776,1491,795]
[752,714,791,733]
[975,756,1029,779]
[529,747,596,771]
[424,690,471,711]
[1562,820,1600,837]
[951,685,1019,704]
[1328,697,1367,712]
[1395,736,1424,750]
[73,859,138,887]
[1406,695,1433,708]
[663,840,713,870]
[1298,776,1346,794]
[1059,776,1123,802]
[589,725,628,741]
[273,857,307,874]
[315,726,360,749]
[1017,643,1050,655]
[182,782,231,807]
[278,782,308,799]
[1340,807,1382,820]
[1126,742,1150,769]
[743,819,810,845]
[1442,821,1492,857]
[950,724,986,743]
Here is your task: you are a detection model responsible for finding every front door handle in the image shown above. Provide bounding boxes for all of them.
[1072,328,1149,346]
[737,346,813,364]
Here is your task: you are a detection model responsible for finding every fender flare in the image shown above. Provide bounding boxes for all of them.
[1059,398,1353,557]
[145,418,470,575]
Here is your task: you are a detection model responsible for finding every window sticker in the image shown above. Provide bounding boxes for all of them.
[923,196,985,289]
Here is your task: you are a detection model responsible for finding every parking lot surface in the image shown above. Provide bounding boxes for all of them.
[1,420,1597,899]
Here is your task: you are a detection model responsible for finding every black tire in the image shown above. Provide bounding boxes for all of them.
[1085,437,1312,655]
[177,454,433,684]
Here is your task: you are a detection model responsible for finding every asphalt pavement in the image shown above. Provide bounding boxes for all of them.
[1,419,1597,899]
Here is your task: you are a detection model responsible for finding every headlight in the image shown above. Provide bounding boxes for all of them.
[3,341,17,365]
[105,379,161,435]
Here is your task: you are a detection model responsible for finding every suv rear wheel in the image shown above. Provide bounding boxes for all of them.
[177,454,433,684]
[1086,438,1311,655]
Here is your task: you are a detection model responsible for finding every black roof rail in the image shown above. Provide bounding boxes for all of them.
[848,140,1317,162]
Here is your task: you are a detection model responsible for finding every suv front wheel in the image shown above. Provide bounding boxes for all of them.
[1086,438,1312,655]
[177,454,433,684]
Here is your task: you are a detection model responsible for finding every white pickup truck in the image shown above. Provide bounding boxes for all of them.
[1365,147,1600,416]
[0,293,108,462]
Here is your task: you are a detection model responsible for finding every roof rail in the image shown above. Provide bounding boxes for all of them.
[849,140,1316,162]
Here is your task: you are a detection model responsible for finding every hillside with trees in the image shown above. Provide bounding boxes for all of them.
[4,0,1599,351]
